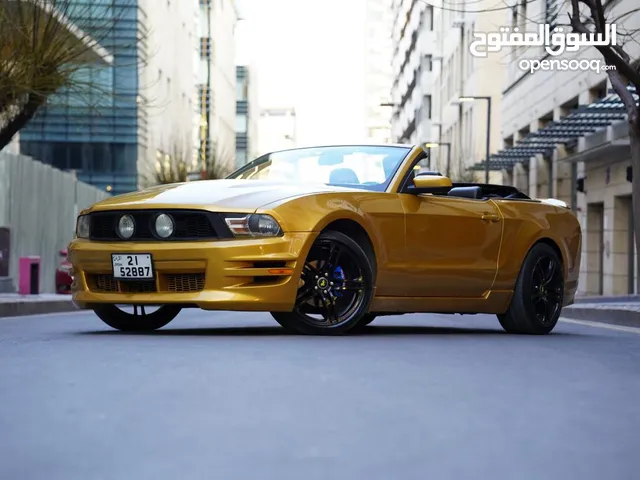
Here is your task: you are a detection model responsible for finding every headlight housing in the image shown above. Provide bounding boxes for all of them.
[76,215,90,238]
[154,213,174,239]
[223,214,283,237]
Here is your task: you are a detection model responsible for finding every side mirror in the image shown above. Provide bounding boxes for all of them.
[413,175,452,189]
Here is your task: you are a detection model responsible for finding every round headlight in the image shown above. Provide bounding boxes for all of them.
[117,214,135,239]
[155,213,174,238]
[248,214,282,236]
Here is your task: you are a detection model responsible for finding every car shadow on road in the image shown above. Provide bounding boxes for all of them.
[75,324,576,337]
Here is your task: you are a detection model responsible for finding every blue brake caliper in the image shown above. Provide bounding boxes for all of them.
[332,266,346,297]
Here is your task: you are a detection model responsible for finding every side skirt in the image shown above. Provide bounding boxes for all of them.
[369,290,513,315]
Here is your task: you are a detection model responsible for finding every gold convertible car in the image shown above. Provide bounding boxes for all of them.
[68,144,582,335]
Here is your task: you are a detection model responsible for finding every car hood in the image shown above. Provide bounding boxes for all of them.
[87,179,365,213]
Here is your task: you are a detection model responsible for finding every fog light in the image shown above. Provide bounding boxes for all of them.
[118,215,135,239]
[155,213,174,238]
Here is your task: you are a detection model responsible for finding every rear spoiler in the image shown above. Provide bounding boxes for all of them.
[538,198,570,209]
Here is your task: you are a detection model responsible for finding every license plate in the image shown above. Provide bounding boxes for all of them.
[111,253,154,280]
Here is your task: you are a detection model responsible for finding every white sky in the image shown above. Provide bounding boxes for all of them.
[236,0,367,145]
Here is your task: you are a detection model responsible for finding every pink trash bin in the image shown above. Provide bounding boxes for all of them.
[19,256,41,295]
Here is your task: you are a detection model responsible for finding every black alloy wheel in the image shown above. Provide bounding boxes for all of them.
[530,255,564,325]
[271,230,375,335]
[498,242,564,335]
[92,304,181,332]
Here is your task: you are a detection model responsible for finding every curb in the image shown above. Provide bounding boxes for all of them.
[0,299,78,318]
[562,306,640,329]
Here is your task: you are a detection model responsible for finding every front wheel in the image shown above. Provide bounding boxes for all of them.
[498,242,564,335]
[271,230,375,335]
[93,304,181,332]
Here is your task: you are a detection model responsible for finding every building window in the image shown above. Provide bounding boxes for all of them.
[423,54,432,71]
[200,37,211,58]
[236,78,248,101]
[424,95,432,119]
[236,114,247,133]
[424,5,434,30]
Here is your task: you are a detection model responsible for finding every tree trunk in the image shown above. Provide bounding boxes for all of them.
[0,96,43,152]
[629,119,640,294]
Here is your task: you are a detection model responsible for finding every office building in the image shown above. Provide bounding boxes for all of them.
[478,0,640,296]
[197,0,239,176]
[389,0,436,145]
[257,108,297,155]
[19,0,199,194]
[235,65,259,168]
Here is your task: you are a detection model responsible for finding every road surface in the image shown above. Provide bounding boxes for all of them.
[1,309,638,480]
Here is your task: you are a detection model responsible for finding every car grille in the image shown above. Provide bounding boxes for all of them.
[89,273,206,293]
[88,209,232,241]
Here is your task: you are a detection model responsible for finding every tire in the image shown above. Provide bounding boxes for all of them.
[93,304,181,332]
[352,313,377,329]
[498,242,564,335]
[271,230,375,335]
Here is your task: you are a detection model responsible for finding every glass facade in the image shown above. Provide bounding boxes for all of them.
[19,0,147,195]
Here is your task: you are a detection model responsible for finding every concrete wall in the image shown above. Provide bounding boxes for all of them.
[0,153,110,293]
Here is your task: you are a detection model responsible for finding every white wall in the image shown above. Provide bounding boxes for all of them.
[139,0,200,177]
[212,0,238,165]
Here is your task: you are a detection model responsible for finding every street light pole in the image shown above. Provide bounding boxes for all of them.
[423,142,451,175]
[459,96,492,183]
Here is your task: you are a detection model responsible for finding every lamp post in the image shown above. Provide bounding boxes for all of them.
[423,142,451,175]
[459,96,492,183]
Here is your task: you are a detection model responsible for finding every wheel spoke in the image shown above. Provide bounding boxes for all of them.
[320,294,338,323]
[296,285,315,304]
[544,296,557,323]
[326,243,342,270]
[303,263,319,277]
[341,278,365,291]
[543,260,557,285]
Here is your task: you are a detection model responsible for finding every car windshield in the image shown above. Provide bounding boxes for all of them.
[226,145,412,191]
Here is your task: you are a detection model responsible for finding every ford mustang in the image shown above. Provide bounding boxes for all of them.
[68,144,582,335]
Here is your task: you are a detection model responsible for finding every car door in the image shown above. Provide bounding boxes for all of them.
[399,193,503,298]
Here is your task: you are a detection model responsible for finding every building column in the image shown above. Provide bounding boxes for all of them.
[602,193,616,295]
[553,145,572,204]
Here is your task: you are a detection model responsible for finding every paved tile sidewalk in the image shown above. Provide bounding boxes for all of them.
[0,293,76,318]
[564,300,640,328]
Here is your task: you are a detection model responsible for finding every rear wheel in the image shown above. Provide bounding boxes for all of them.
[498,243,564,335]
[93,304,181,332]
[270,230,375,335]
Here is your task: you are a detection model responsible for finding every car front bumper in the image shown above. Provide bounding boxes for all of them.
[68,232,316,311]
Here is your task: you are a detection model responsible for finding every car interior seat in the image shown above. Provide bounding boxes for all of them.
[447,186,483,199]
[329,168,360,184]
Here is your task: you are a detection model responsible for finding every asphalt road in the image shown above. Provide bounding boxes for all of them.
[0,309,639,480]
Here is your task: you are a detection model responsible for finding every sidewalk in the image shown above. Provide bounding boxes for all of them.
[562,295,640,328]
[0,293,76,318]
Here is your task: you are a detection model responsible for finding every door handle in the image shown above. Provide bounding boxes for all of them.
[481,214,500,222]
